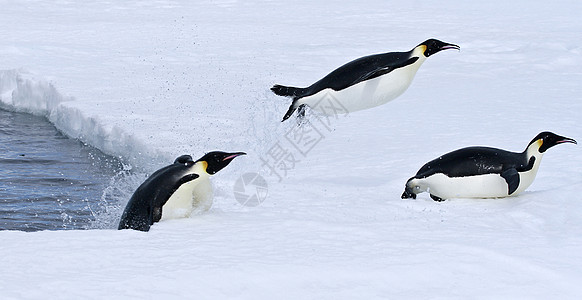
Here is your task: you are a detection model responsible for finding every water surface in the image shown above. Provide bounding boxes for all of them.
[0,109,124,231]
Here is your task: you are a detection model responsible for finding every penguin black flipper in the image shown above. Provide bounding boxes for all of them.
[350,57,419,86]
[430,194,445,202]
[501,168,520,195]
[176,173,200,186]
[151,173,200,223]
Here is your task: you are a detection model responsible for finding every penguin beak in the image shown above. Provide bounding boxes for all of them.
[556,137,577,145]
[440,43,460,51]
[223,152,246,161]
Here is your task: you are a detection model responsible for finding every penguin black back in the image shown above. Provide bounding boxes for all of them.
[414,147,533,179]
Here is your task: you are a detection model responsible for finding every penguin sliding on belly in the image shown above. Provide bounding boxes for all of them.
[271,39,460,122]
[401,132,576,202]
[118,151,245,231]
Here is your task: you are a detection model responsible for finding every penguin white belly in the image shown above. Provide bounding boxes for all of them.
[417,173,510,199]
[300,63,423,114]
[512,162,541,195]
[191,176,214,213]
[160,174,213,221]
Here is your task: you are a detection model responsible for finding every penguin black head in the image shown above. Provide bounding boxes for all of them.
[401,182,417,199]
[195,151,246,175]
[418,39,460,57]
[528,131,577,153]
[174,154,194,165]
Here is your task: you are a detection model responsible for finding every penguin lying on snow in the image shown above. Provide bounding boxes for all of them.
[271,39,460,121]
[118,151,245,231]
[402,132,576,202]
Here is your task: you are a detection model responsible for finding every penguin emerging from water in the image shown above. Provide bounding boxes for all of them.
[118,151,245,231]
[271,39,460,121]
[401,132,576,202]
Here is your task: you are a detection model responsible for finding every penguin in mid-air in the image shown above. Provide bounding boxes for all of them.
[271,39,460,121]
[401,132,576,202]
[118,151,245,231]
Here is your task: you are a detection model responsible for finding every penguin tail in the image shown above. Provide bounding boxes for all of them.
[271,84,307,122]
[271,84,302,98]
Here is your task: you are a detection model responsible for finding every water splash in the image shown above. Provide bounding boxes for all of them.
[88,166,147,230]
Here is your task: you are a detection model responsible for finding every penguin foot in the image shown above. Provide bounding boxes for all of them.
[430,194,445,202]
[295,104,308,126]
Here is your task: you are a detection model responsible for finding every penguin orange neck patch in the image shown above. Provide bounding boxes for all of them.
[199,161,208,172]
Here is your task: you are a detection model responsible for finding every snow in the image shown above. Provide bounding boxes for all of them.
[1,0,582,298]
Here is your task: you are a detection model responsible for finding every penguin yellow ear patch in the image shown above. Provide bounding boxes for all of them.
[200,161,208,172]
[537,139,543,148]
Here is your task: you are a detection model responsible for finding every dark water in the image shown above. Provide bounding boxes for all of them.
[0,109,125,231]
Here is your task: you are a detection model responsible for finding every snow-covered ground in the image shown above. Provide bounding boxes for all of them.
[1,0,582,298]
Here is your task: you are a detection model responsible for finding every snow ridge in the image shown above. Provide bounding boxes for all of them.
[0,69,70,116]
[0,69,164,169]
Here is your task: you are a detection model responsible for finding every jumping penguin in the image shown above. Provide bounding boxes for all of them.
[118,151,245,231]
[271,39,460,121]
[401,132,576,201]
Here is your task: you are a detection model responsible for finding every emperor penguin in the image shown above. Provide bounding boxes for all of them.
[271,39,460,121]
[401,132,576,202]
[118,151,245,231]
